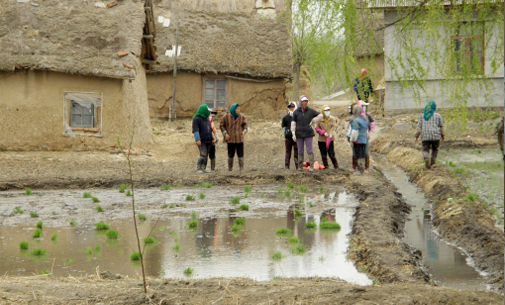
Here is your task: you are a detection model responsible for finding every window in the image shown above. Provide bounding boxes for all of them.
[63,91,102,137]
[203,79,227,110]
[70,101,94,128]
[452,23,484,74]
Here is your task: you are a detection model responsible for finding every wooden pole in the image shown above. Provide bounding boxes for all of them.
[171,17,180,122]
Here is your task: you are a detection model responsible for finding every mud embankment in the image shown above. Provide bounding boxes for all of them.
[371,136,504,293]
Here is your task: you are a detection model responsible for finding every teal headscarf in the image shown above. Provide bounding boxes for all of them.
[193,104,209,119]
[230,103,240,118]
[423,100,436,121]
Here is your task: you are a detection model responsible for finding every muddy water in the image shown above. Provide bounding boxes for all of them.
[0,186,371,285]
[374,156,487,290]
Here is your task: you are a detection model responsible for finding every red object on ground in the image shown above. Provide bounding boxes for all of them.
[313,161,321,170]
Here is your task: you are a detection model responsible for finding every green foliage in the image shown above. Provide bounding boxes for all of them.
[84,247,93,255]
[199,192,205,199]
[160,184,171,191]
[30,212,39,218]
[138,214,147,221]
[20,241,29,250]
[70,220,77,227]
[231,224,243,232]
[169,230,177,237]
[187,220,198,228]
[454,168,466,175]
[83,192,92,198]
[287,182,295,189]
[162,204,168,208]
[448,161,457,167]
[234,218,245,225]
[32,229,42,238]
[304,221,316,229]
[50,233,58,241]
[194,184,200,188]
[119,184,128,193]
[244,186,251,193]
[143,237,157,244]
[106,230,118,240]
[95,222,110,230]
[31,248,46,256]
[186,195,195,201]
[297,185,308,193]
[229,197,240,205]
[191,212,199,219]
[183,267,193,275]
[36,221,43,229]
[40,269,50,275]
[275,228,291,235]
[92,197,99,203]
[271,251,282,260]
[25,188,32,195]
[292,245,306,254]
[288,237,299,243]
[284,190,291,198]
[320,186,324,194]
[126,190,131,197]
[96,205,104,212]
[294,209,302,217]
[130,252,141,261]
[238,204,249,211]
[320,222,341,230]
[465,193,477,202]
[172,244,180,252]
[202,182,213,188]
[13,207,24,214]
[64,258,74,264]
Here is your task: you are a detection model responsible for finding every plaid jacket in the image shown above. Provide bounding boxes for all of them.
[417,113,444,141]
[219,113,247,143]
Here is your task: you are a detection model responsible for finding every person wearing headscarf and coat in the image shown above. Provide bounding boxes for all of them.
[209,112,219,171]
[348,101,375,160]
[220,103,248,171]
[281,102,299,170]
[192,105,213,173]
[350,105,370,171]
[415,100,445,169]
[315,105,339,169]
[290,95,323,171]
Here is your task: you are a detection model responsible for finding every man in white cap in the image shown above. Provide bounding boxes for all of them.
[353,68,374,102]
[281,102,298,170]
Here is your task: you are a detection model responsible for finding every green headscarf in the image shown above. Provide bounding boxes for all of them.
[193,104,209,119]
[230,103,239,118]
[423,100,436,121]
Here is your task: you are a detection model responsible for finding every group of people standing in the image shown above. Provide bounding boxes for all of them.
[192,86,445,173]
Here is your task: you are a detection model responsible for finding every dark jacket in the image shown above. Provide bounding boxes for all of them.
[292,107,320,138]
[192,116,213,144]
[281,114,294,139]
[353,77,373,98]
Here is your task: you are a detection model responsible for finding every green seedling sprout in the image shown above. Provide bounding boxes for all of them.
[25,189,32,195]
[186,195,195,201]
[126,190,132,196]
[51,233,58,241]
[95,244,101,252]
[83,192,92,198]
[234,218,245,225]
[106,230,118,239]
[92,197,100,203]
[288,237,299,243]
[32,229,42,238]
[95,222,110,230]
[143,237,157,244]
[31,248,46,256]
[30,212,39,218]
[20,241,29,250]
[36,221,43,229]
[96,205,104,212]
[119,184,128,193]
[287,182,295,189]
[187,220,198,228]
[130,252,141,261]
[183,267,193,275]
[202,182,213,188]
[238,204,249,211]
[294,210,302,217]
[304,221,316,229]
[199,192,205,199]
[191,212,199,219]
[271,251,282,260]
[275,228,291,235]
[13,207,24,214]
[160,184,171,191]
[138,214,147,221]
[84,247,93,255]
[320,222,341,230]
[229,197,240,205]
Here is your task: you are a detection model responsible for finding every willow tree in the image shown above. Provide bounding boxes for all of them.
[288,0,341,100]
[289,0,504,116]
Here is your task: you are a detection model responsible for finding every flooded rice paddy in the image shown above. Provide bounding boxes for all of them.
[0,185,371,285]
[374,155,488,290]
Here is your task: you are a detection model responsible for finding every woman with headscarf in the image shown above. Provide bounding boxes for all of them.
[350,105,369,172]
[220,103,248,171]
[315,105,339,169]
[281,102,299,170]
[415,100,445,169]
[192,105,213,173]
[290,95,323,171]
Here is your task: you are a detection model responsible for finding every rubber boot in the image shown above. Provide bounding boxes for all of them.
[294,152,299,170]
[298,154,304,171]
[211,159,216,171]
[352,157,358,171]
[228,157,234,171]
[202,158,209,173]
[365,156,370,172]
[322,157,329,169]
[431,150,438,166]
[308,153,314,171]
[330,156,339,170]
[196,164,204,174]
[238,157,244,172]
[424,158,431,169]
[285,154,290,170]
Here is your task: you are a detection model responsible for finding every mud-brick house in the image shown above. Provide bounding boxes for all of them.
[368,0,504,111]
[0,0,157,151]
[147,0,292,120]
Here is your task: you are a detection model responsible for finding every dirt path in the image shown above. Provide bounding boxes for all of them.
[0,113,503,303]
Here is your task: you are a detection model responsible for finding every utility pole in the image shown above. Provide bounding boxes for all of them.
[170,17,180,122]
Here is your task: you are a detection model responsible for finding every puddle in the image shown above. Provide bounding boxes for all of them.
[0,187,371,285]
[374,155,488,290]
